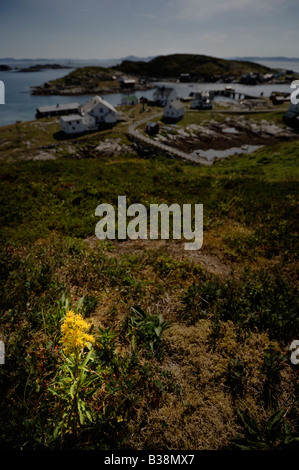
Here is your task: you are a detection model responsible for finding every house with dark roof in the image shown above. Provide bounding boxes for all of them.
[119,77,136,89]
[36,102,79,119]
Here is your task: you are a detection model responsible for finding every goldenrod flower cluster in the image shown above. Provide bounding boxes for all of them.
[61,310,94,355]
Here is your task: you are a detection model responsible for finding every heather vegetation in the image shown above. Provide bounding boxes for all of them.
[0,105,298,450]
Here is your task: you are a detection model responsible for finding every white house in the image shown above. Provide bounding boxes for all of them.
[163,99,185,122]
[60,115,85,134]
[153,86,177,106]
[60,96,119,134]
[80,96,118,124]
[60,114,96,134]
[190,91,213,110]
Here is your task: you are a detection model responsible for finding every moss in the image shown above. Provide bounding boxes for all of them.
[128,318,295,450]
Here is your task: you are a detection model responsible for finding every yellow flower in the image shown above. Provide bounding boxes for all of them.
[61,310,94,355]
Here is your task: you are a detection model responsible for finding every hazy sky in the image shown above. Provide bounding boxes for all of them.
[1,0,298,59]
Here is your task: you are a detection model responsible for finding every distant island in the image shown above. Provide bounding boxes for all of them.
[231,56,299,62]
[17,63,73,72]
[0,63,73,72]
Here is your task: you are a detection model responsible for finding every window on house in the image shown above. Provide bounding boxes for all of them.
[72,126,75,130]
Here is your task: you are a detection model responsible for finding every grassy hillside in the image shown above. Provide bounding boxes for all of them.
[31,65,154,95]
[0,112,298,450]
[31,66,123,95]
[114,53,271,80]
[51,66,120,87]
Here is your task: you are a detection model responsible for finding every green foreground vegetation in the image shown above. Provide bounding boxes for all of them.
[0,108,298,450]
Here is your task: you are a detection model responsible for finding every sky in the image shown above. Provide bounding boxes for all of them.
[1,0,298,60]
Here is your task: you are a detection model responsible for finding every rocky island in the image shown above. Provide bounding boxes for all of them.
[31,66,153,96]
[0,63,73,72]
[18,63,73,72]
[31,53,298,97]
[115,53,297,84]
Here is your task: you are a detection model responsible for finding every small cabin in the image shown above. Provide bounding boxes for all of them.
[146,122,159,135]
[119,77,136,89]
[179,73,191,82]
[121,95,138,105]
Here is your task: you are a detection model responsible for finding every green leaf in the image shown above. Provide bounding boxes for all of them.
[154,326,162,337]
[76,296,85,311]
[70,380,77,399]
[266,409,285,440]
[77,400,84,425]
[131,305,146,319]
[53,422,62,439]
[234,438,269,450]
[85,409,93,423]
[236,408,262,441]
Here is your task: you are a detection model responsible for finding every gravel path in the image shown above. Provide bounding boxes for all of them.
[127,113,212,166]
